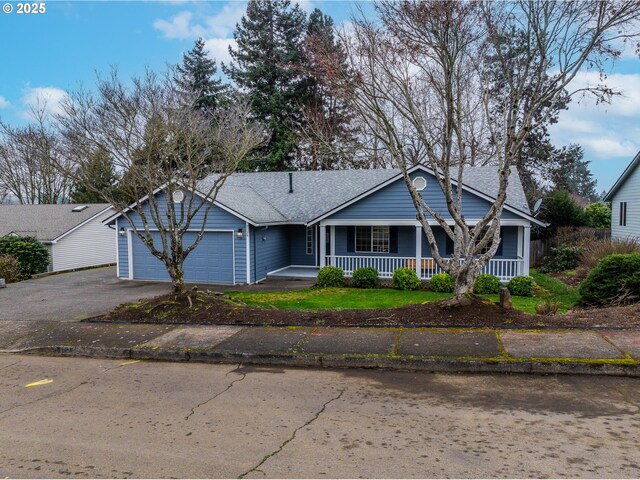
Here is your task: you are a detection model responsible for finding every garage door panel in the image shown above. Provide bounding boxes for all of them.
[131,231,234,284]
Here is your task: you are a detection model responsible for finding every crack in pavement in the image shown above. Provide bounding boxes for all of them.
[0,380,93,418]
[185,364,247,421]
[238,388,346,479]
[0,361,20,370]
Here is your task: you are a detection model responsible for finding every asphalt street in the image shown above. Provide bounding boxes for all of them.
[0,355,638,478]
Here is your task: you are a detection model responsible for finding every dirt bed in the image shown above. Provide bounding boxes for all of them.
[90,291,640,329]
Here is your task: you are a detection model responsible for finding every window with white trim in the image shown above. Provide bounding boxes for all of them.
[620,202,627,226]
[306,227,313,255]
[355,226,389,253]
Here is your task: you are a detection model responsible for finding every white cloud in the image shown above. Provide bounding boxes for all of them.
[203,38,237,66]
[567,71,640,117]
[0,96,10,109]
[202,2,246,38]
[20,86,69,119]
[154,2,245,40]
[295,0,314,13]
[578,137,638,158]
[153,11,206,39]
[550,71,640,190]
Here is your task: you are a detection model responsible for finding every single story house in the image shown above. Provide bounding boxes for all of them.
[108,165,544,285]
[0,204,116,272]
[603,150,640,241]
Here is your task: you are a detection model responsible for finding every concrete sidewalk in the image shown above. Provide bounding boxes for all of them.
[0,320,639,376]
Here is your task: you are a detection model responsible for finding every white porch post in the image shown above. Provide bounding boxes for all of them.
[523,225,531,276]
[517,226,524,276]
[330,226,335,257]
[415,226,422,278]
[319,222,327,267]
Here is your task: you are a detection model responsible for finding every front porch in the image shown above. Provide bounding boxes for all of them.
[317,221,531,283]
[267,265,320,280]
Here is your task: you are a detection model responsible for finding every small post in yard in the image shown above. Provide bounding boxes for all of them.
[499,287,512,309]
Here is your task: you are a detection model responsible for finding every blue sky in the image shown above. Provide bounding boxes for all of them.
[0,0,638,193]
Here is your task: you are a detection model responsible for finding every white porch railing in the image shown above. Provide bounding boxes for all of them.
[325,255,525,282]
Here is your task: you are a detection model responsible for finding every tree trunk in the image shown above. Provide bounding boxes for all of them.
[169,264,186,294]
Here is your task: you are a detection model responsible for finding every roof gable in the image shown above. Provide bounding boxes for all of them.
[0,204,113,242]
[308,165,541,225]
[604,150,640,202]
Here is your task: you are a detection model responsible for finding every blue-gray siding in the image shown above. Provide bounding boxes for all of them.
[250,224,290,282]
[289,225,316,266]
[116,192,247,283]
[329,171,520,221]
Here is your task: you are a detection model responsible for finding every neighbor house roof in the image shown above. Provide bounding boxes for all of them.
[603,150,640,202]
[198,165,532,225]
[0,204,113,242]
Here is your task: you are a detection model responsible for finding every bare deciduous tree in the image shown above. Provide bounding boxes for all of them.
[341,0,640,303]
[58,68,265,294]
[0,104,74,204]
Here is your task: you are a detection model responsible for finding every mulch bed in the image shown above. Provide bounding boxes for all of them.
[90,291,640,329]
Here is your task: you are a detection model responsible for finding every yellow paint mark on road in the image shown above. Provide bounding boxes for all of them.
[120,360,141,366]
[25,379,53,387]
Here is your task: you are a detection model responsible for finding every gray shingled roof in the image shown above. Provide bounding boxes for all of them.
[0,204,112,242]
[198,166,531,225]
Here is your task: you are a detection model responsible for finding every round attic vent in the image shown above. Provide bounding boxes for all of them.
[413,176,427,191]
[172,190,185,203]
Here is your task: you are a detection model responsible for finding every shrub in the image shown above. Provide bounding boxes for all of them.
[580,237,640,273]
[430,273,454,293]
[579,253,640,305]
[539,245,583,273]
[538,189,586,232]
[352,267,379,289]
[507,276,536,297]
[392,268,421,290]
[473,274,501,294]
[0,236,49,279]
[0,255,21,283]
[584,202,611,229]
[535,300,561,316]
[317,266,344,288]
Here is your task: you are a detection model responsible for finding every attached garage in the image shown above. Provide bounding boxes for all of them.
[129,231,235,285]
[128,231,235,284]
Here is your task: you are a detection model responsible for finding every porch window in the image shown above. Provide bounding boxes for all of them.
[306,227,313,255]
[355,226,389,253]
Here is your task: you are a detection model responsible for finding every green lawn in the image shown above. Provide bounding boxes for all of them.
[227,269,580,314]
[228,287,452,310]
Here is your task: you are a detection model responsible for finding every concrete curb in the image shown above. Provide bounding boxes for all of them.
[9,344,640,377]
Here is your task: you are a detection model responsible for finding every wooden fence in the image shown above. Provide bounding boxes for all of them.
[529,228,611,267]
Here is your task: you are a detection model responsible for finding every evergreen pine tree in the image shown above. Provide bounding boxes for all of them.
[225,0,307,171]
[70,146,120,203]
[298,8,359,170]
[176,38,226,112]
[550,144,598,202]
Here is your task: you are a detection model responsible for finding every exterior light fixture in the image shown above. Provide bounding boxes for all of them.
[119,227,126,237]
[236,228,244,239]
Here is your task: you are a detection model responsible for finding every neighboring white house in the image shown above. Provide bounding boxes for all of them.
[0,204,116,272]
[604,151,640,241]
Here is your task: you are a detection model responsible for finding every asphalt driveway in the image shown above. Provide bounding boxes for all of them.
[0,267,170,322]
